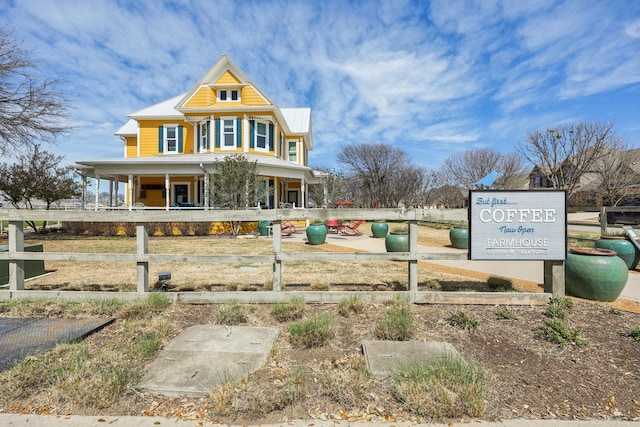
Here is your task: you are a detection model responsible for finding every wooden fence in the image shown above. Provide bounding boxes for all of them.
[0,208,558,305]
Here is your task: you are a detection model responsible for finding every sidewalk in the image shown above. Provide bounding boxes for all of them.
[1,413,638,427]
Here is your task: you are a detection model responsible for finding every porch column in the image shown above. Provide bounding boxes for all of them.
[81,175,87,210]
[108,180,114,207]
[165,174,170,210]
[203,173,209,210]
[300,177,306,208]
[128,174,134,211]
[94,176,100,211]
[115,177,120,207]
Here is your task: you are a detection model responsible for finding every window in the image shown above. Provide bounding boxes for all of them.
[218,89,240,102]
[161,124,181,154]
[222,118,236,148]
[198,121,208,152]
[256,122,267,150]
[288,140,297,163]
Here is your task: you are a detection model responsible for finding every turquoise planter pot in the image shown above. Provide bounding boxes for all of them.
[385,233,409,252]
[595,236,638,270]
[306,224,327,245]
[449,227,469,249]
[371,222,388,238]
[565,248,628,302]
[257,220,271,236]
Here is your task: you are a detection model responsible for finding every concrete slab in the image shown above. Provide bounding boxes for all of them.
[362,340,462,376]
[0,317,115,371]
[138,325,279,397]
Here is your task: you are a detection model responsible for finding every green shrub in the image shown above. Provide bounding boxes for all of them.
[375,298,416,341]
[393,356,485,420]
[448,310,480,330]
[545,296,574,319]
[289,312,336,348]
[212,300,250,325]
[338,295,365,317]
[625,325,640,342]
[495,305,519,320]
[536,318,589,347]
[271,297,306,322]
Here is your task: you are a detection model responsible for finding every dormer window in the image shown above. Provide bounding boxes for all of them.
[218,89,240,102]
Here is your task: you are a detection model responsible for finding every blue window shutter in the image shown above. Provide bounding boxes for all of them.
[236,118,242,148]
[196,125,200,151]
[215,119,220,148]
[269,123,274,151]
[158,126,164,153]
[249,120,255,149]
[178,126,184,152]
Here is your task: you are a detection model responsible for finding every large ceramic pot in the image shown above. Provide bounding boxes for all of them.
[371,221,389,238]
[257,220,271,237]
[449,227,469,249]
[565,247,628,302]
[595,236,639,270]
[306,223,327,245]
[385,232,409,252]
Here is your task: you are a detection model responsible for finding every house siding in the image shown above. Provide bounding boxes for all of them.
[216,70,241,85]
[139,120,193,156]
[242,86,269,106]
[184,86,215,108]
[125,137,137,158]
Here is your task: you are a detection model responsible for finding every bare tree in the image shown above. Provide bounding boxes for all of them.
[0,145,81,233]
[594,141,640,206]
[336,142,417,208]
[308,165,349,207]
[0,29,71,156]
[442,148,527,189]
[516,121,620,198]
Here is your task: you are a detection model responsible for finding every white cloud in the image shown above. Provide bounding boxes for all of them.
[1,0,639,170]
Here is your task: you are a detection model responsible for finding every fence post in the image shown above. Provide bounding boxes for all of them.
[408,220,418,294]
[8,221,25,291]
[272,221,282,291]
[137,222,149,293]
[543,260,565,297]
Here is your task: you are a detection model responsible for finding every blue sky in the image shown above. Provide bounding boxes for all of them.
[2,0,639,171]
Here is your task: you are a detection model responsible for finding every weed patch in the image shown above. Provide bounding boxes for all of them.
[271,296,306,322]
[288,312,336,348]
[448,310,480,330]
[393,356,485,421]
[536,318,589,347]
[375,297,416,340]
[337,295,365,317]
[212,300,251,325]
[496,305,519,320]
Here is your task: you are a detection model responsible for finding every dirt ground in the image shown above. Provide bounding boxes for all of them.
[1,226,640,423]
[35,301,640,424]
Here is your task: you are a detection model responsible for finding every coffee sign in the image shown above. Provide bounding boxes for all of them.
[469,190,566,260]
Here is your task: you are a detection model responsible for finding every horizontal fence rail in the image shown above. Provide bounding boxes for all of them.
[0,208,556,304]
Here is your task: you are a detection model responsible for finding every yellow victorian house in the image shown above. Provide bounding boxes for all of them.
[75,55,321,210]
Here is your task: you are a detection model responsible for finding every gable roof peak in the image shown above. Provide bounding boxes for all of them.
[175,54,273,109]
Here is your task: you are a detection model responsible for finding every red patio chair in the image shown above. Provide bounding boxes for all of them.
[339,219,364,236]
[326,219,340,233]
[281,221,296,236]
